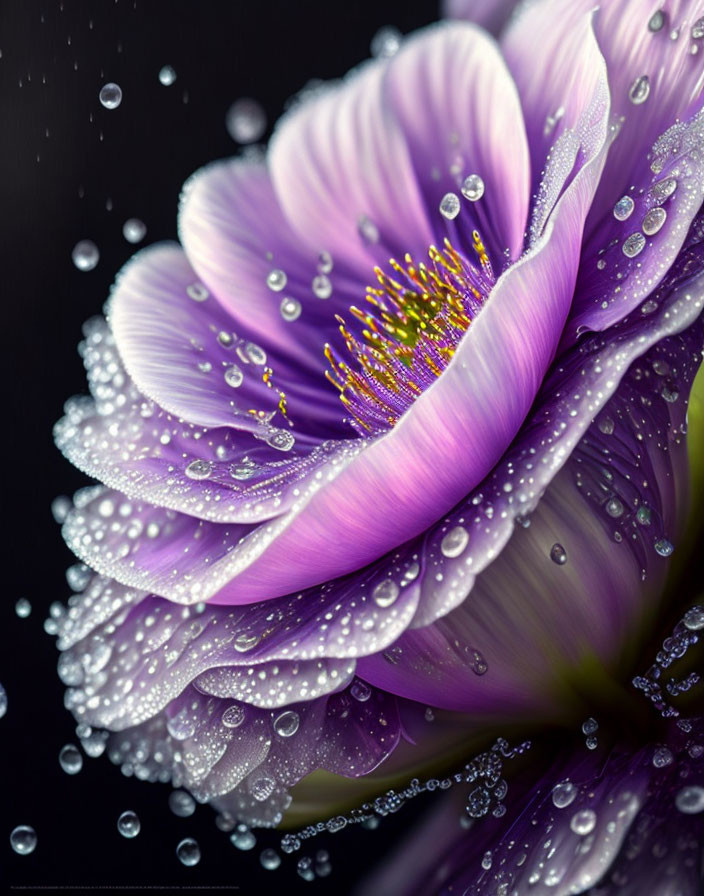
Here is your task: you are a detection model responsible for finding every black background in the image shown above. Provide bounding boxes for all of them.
[0,1,440,892]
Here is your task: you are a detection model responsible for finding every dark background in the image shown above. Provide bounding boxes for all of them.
[0,1,440,892]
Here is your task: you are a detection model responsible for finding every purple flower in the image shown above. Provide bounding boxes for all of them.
[54,0,704,861]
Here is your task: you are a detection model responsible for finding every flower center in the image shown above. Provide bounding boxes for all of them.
[325,234,495,436]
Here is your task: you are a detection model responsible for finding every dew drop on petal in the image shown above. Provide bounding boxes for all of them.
[185,459,213,480]
[234,632,261,652]
[176,837,201,866]
[358,215,380,245]
[224,365,243,388]
[10,826,37,855]
[221,704,245,728]
[226,98,266,144]
[99,82,122,109]
[684,606,704,631]
[266,269,287,292]
[122,218,146,243]
[550,543,567,565]
[186,282,209,302]
[370,25,401,58]
[648,10,665,31]
[260,848,281,870]
[439,192,460,220]
[582,717,599,735]
[169,790,196,818]
[273,710,300,738]
[441,525,469,558]
[280,296,301,321]
[652,746,674,767]
[613,195,635,220]
[372,579,399,608]
[250,775,275,802]
[59,743,83,775]
[266,429,295,451]
[15,598,31,618]
[606,498,624,518]
[158,65,177,86]
[461,174,484,201]
[245,342,266,365]
[622,232,646,257]
[117,810,140,838]
[675,786,704,814]
[654,538,674,557]
[312,274,332,299]
[692,17,704,39]
[628,75,650,104]
[570,808,597,835]
[642,206,667,235]
[552,781,577,809]
[72,240,99,271]
[350,679,371,702]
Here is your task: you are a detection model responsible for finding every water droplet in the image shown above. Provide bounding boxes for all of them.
[224,365,243,388]
[652,746,674,768]
[552,781,577,809]
[613,195,635,220]
[280,296,301,321]
[186,282,209,302]
[230,459,257,481]
[51,495,72,524]
[692,17,704,39]
[642,206,667,235]
[266,429,295,451]
[350,679,372,702]
[684,606,704,631]
[72,240,99,271]
[231,823,256,851]
[358,215,380,244]
[641,299,658,315]
[59,744,83,775]
[370,25,401,58]
[628,75,650,105]
[10,825,37,855]
[158,65,177,86]
[605,498,624,518]
[675,785,704,814]
[570,808,597,835]
[117,810,140,838]
[654,538,673,557]
[598,415,615,435]
[440,525,469,558]
[650,177,677,202]
[250,775,276,802]
[312,274,332,299]
[176,837,201,866]
[622,232,646,257]
[550,543,567,565]
[439,192,460,220]
[234,631,261,652]
[99,82,122,109]
[372,579,399,608]
[582,718,599,736]
[266,269,287,292]
[123,218,146,243]
[648,10,665,32]
[226,98,266,144]
[185,459,213,480]
[245,342,266,365]
[461,174,485,202]
[169,790,196,818]
[221,704,246,728]
[260,847,281,870]
[317,251,333,274]
[15,598,31,618]
[481,850,493,870]
[273,710,300,738]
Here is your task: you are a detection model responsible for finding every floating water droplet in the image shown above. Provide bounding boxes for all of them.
[652,746,674,768]
[613,195,635,221]
[176,837,201,866]
[51,495,72,524]
[461,174,484,202]
[692,17,704,39]
[628,75,650,104]
[648,9,665,31]
[370,25,401,58]
[273,710,300,738]
[266,269,287,292]
[186,282,209,302]
[350,679,371,702]
[122,218,146,243]
[158,65,177,86]
[654,538,673,557]
[372,579,399,608]
[10,825,37,855]
[684,606,704,631]
[117,810,140,838]
[570,808,597,835]
[260,847,281,870]
[550,543,567,565]
[622,232,646,257]
[224,365,243,388]
[439,192,460,220]
[582,718,599,736]
[245,342,267,365]
[72,240,99,271]
[642,206,667,235]
[15,598,31,618]
[312,274,332,299]
[169,790,196,818]
[280,296,301,321]
[58,744,83,775]
[221,704,246,728]
[440,525,469,558]
[185,459,213,480]
[675,785,704,814]
[231,823,256,851]
[552,781,577,809]
[226,98,266,144]
[99,82,122,109]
